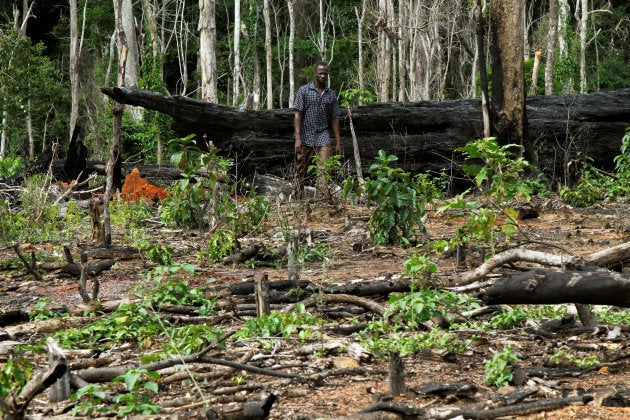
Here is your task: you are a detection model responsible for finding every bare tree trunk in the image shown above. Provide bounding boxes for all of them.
[69,0,80,143]
[491,0,533,163]
[233,0,241,107]
[474,0,491,138]
[287,0,295,108]
[198,0,217,102]
[557,0,571,93]
[577,0,587,93]
[121,0,139,89]
[544,0,558,95]
[263,0,273,109]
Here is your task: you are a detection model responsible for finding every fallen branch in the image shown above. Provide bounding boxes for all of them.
[282,293,385,316]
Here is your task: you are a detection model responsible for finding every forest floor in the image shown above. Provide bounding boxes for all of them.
[3,194,630,419]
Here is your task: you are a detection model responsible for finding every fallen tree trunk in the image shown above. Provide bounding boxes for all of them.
[100,87,630,178]
[480,268,630,307]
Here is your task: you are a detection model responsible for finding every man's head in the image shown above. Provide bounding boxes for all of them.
[314,62,329,88]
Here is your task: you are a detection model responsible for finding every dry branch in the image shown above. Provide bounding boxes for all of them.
[282,293,385,316]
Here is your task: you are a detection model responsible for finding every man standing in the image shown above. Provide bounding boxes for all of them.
[292,62,342,200]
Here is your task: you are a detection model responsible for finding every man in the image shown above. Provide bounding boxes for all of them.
[292,62,342,200]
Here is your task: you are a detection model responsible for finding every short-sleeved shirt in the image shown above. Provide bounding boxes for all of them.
[293,83,342,147]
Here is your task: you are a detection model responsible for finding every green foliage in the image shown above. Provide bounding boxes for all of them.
[384,288,478,331]
[0,357,32,400]
[71,384,110,416]
[484,346,519,387]
[112,369,160,416]
[309,154,344,204]
[140,264,216,316]
[235,304,324,341]
[52,302,164,349]
[0,156,23,178]
[29,297,68,322]
[438,138,536,255]
[362,329,470,357]
[0,26,67,155]
[299,241,338,263]
[0,175,66,244]
[145,243,174,266]
[613,128,630,173]
[338,89,377,107]
[560,156,610,207]
[203,229,237,263]
[110,197,154,229]
[161,135,267,234]
[593,306,630,325]
[402,254,438,288]
[489,307,527,329]
[359,150,426,245]
[549,348,599,369]
[164,324,225,356]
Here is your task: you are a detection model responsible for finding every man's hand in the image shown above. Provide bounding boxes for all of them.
[335,143,342,155]
[294,137,303,153]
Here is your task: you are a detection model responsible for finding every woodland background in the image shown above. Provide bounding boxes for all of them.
[0,0,628,173]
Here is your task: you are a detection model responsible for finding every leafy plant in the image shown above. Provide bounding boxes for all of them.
[0,357,32,399]
[549,348,599,369]
[438,138,534,255]
[203,229,237,263]
[112,369,160,416]
[402,253,438,288]
[489,307,527,329]
[0,156,23,178]
[356,150,426,245]
[309,154,345,204]
[163,324,225,356]
[70,384,111,416]
[145,243,174,266]
[235,304,324,340]
[362,329,470,357]
[484,346,519,387]
[29,297,68,322]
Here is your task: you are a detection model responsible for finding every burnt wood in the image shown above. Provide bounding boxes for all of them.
[480,268,630,307]
[100,86,630,179]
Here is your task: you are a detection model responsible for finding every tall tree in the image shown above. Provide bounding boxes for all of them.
[263,0,272,109]
[199,0,217,102]
[287,0,295,107]
[69,0,80,141]
[490,0,534,163]
[544,0,558,95]
[232,0,241,107]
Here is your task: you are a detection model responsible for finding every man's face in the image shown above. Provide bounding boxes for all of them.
[314,65,328,86]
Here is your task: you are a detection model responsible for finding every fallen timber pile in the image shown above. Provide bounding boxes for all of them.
[4,230,630,418]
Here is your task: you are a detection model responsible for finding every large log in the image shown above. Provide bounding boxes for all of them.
[480,268,630,307]
[100,87,630,178]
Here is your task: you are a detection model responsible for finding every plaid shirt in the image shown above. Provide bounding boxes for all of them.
[293,83,342,147]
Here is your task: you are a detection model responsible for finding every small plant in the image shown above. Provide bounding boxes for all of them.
[145,242,174,266]
[402,253,438,288]
[0,156,23,178]
[70,384,111,416]
[353,150,426,245]
[235,304,324,340]
[203,229,237,263]
[549,348,600,369]
[163,324,225,355]
[112,369,160,416]
[489,307,527,329]
[484,346,519,387]
[0,357,32,399]
[29,297,68,322]
[232,374,248,385]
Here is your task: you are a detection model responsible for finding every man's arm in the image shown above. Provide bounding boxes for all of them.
[294,111,303,152]
[330,117,342,155]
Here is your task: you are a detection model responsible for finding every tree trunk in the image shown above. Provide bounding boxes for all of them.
[69,0,80,141]
[233,0,241,107]
[287,0,295,107]
[263,0,273,109]
[198,0,217,102]
[491,0,530,160]
[545,0,558,95]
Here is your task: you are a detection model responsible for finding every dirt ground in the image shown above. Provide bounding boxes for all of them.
[3,196,630,419]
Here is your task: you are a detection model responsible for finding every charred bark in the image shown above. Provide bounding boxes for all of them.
[480,268,630,307]
[99,87,630,180]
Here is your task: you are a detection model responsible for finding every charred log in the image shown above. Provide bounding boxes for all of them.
[100,87,630,179]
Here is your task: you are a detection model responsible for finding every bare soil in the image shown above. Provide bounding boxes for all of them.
[2,197,630,419]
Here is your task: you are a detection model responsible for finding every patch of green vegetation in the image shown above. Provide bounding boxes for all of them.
[485,346,519,387]
[549,348,599,369]
[235,304,324,341]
